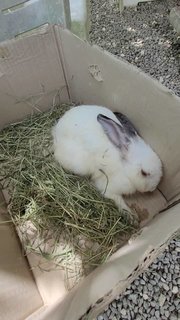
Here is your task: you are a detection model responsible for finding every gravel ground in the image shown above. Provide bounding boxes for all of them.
[89,0,180,96]
[97,239,180,320]
[89,1,180,319]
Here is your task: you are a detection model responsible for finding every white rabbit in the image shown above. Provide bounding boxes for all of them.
[52,105,162,212]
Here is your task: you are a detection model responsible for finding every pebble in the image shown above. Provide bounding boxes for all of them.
[172,286,179,294]
[163,283,169,291]
[140,279,146,285]
[90,0,180,97]
[155,310,161,318]
[143,293,149,300]
[159,294,166,306]
[120,309,126,316]
[164,310,170,318]
[148,283,153,291]
[174,299,179,306]
[110,306,117,314]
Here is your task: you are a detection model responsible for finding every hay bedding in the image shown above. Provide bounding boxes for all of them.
[0,104,138,289]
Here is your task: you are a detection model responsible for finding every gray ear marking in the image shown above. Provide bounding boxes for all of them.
[97,114,130,151]
[114,112,138,137]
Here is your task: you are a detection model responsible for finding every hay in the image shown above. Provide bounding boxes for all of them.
[0,104,139,288]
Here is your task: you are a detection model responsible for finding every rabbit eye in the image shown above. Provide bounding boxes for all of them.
[141,169,149,177]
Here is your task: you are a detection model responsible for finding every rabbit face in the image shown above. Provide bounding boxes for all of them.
[97,113,163,194]
[123,139,163,193]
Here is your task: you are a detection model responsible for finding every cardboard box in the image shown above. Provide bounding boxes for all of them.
[0,24,180,320]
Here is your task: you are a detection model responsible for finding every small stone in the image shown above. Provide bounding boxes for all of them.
[155,287,160,294]
[97,316,104,320]
[120,308,126,316]
[169,7,180,34]
[144,301,149,309]
[155,302,160,309]
[174,265,179,273]
[159,294,166,307]
[166,273,171,282]
[154,294,159,301]
[150,308,155,316]
[174,298,179,306]
[134,306,138,313]
[169,305,175,312]
[148,283,153,291]
[143,293,149,300]
[117,302,122,310]
[164,310,170,318]
[102,27,106,31]
[107,309,111,317]
[162,283,169,291]
[130,294,137,304]
[140,279,145,285]
[172,286,179,294]
[123,290,131,295]
[110,306,117,314]
[172,254,177,261]
[150,280,157,286]
[170,264,175,270]
[130,311,134,318]
[155,310,160,318]
[122,299,127,309]
[160,307,165,315]
[163,273,167,279]
[150,301,156,307]
[134,280,139,286]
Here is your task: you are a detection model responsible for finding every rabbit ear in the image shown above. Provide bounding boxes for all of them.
[114,112,138,137]
[97,114,130,151]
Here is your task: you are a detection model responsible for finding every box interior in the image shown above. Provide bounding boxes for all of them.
[0,25,180,320]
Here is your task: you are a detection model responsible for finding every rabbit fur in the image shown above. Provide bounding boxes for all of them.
[52,105,162,212]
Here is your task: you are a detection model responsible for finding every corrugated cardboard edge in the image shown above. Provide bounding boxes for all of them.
[30,204,180,320]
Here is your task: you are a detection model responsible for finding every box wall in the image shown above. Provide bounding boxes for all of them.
[0,191,43,320]
[0,25,70,129]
